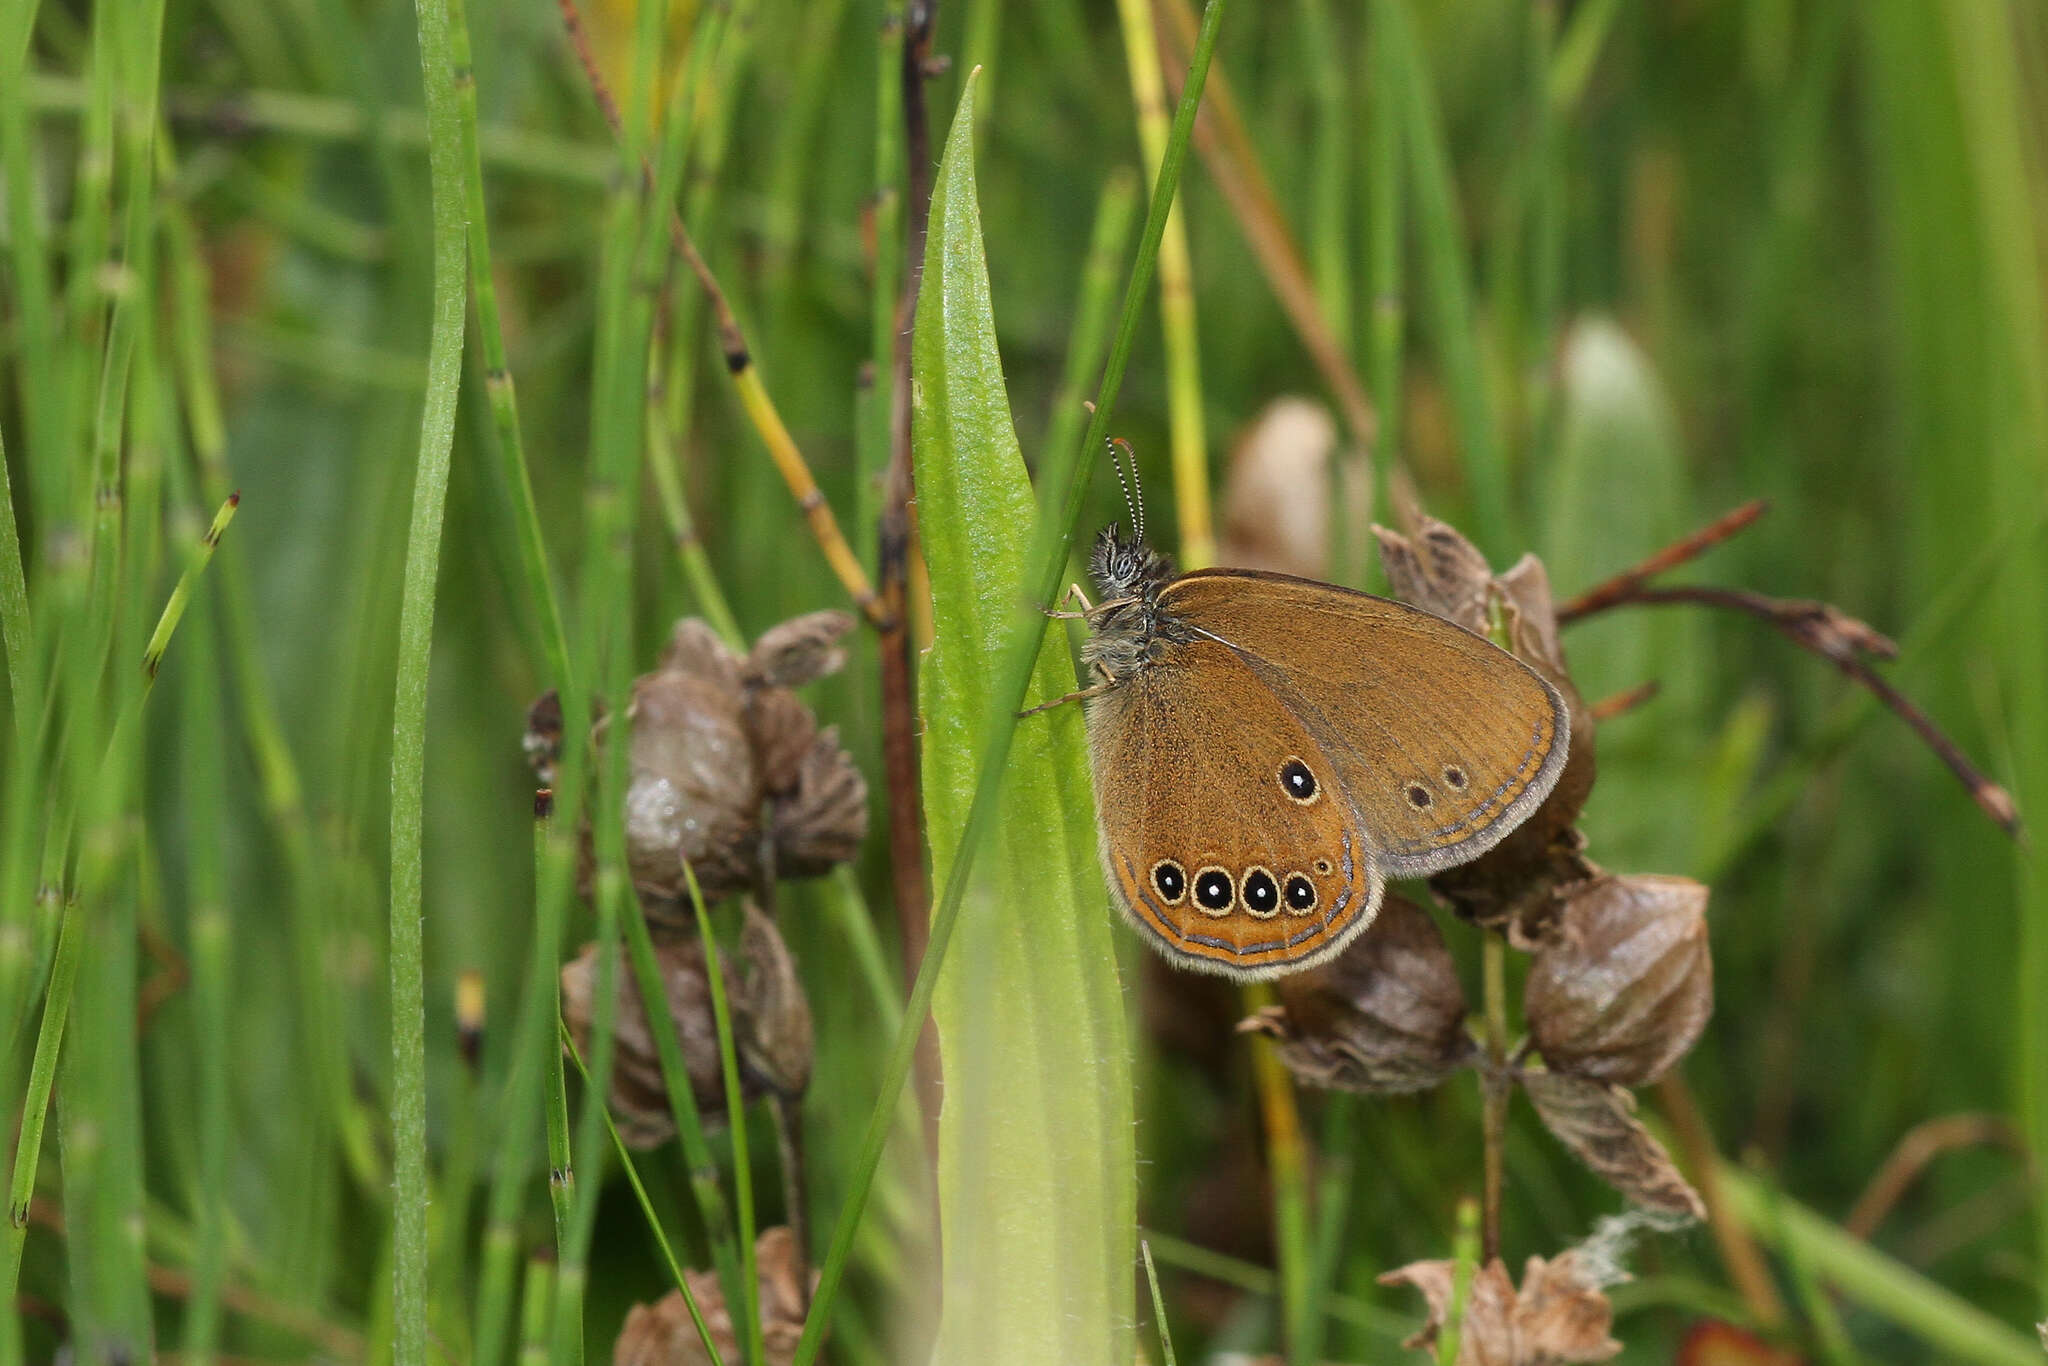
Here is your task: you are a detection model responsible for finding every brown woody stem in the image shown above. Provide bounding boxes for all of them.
[878,0,943,1168]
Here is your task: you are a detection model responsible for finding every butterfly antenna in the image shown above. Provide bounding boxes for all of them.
[1108,436,1145,543]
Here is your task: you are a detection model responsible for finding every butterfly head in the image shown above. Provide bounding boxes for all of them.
[1089,524,1175,602]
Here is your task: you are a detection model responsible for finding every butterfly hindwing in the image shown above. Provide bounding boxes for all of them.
[1158,570,1570,879]
[1086,638,1384,978]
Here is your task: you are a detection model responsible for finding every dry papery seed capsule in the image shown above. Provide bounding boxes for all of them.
[614,1225,815,1366]
[1240,893,1472,1094]
[560,907,813,1150]
[1524,873,1713,1087]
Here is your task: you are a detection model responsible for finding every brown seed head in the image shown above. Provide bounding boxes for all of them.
[745,610,855,689]
[1381,1250,1622,1365]
[767,726,868,880]
[613,1226,815,1366]
[1241,894,1472,1093]
[1525,874,1712,1087]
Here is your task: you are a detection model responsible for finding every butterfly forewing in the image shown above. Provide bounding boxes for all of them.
[1086,638,1384,978]
[1159,570,1570,879]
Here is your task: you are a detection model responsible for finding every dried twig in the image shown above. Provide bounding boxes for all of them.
[1591,679,1661,722]
[1555,498,1770,621]
[1599,585,2017,837]
[1654,1074,1788,1328]
[1154,0,1378,455]
[1844,1113,2027,1242]
[1559,500,2021,839]
[554,0,885,628]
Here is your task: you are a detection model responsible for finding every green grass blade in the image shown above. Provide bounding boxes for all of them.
[388,0,471,1354]
[792,7,1231,1357]
[914,71,1136,1366]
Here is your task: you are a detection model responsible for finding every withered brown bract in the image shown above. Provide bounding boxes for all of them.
[1072,525,1571,979]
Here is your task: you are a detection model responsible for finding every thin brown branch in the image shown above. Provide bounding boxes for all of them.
[554,0,885,627]
[1588,584,2020,838]
[1590,679,1661,722]
[881,0,943,1169]
[1654,1074,1788,1328]
[1154,0,1378,456]
[1555,498,1770,622]
[1844,1113,2027,1242]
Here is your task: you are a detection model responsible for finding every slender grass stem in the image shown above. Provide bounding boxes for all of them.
[447,0,571,692]
[1380,0,1509,549]
[0,490,236,1309]
[560,1021,727,1366]
[620,880,747,1346]
[388,0,470,1354]
[1245,981,1312,1366]
[683,863,763,1366]
[1717,1164,2041,1366]
[1115,0,1213,569]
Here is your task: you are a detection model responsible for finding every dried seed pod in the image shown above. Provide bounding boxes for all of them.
[1427,553,1598,944]
[1495,554,1597,839]
[625,670,762,909]
[560,936,754,1149]
[746,610,855,688]
[736,903,814,1098]
[1240,894,1472,1093]
[1381,1250,1623,1365]
[1217,397,1345,578]
[746,685,819,798]
[1519,1070,1705,1221]
[614,1226,815,1366]
[1373,517,1493,636]
[660,617,747,692]
[1525,874,1712,1086]
[767,727,868,879]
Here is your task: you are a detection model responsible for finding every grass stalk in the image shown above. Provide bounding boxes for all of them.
[388,0,471,1354]
[518,1258,555,1366]
[1717,1164,2041,1366]
[683,864,764,1366]
[447,0,571,691]
[1245,981,1312,1365]
[1379,0,1509,549]
[178,590,229,1366]
[1363,0,1406,526]
[1116,0,1214,568]
[791,6,1232,1359]
[1141,1240,1178,1366]
[619,881,748,1345]
[0,490,236,1309]
[560,1021,727,1366]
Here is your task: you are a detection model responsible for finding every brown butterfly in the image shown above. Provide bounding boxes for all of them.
[1038,520,1569,980]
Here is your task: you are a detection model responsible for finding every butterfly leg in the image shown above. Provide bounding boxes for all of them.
[1016,678,1117,718]
[1042,582,1096,620]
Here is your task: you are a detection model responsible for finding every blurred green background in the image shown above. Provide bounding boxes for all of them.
[3,0,2047,1362]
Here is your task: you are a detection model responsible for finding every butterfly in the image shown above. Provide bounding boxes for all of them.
[1037,511,1570,980]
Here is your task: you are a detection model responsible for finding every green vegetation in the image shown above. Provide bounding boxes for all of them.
[2,1,2045,1363]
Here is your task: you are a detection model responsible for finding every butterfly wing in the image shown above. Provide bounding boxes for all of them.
[1158,569,1569,879]
[1087,637,1384,979]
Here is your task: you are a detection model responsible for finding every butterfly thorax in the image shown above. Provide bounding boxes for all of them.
[1083,527,1193,685]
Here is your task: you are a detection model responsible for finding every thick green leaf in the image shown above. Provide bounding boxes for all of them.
[912,73,1136,1366]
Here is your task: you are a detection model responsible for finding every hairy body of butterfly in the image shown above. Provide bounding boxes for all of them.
[1076,525,1571,979]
